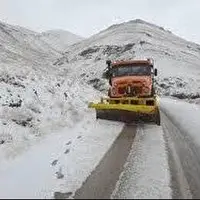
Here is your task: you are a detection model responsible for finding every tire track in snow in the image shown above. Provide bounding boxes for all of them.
[112,123,171,199]
[73,124,136,199]
[72,122,171,199]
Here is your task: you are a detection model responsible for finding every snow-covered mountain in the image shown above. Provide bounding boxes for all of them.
[39,29,84,52]
[54,19,200,100]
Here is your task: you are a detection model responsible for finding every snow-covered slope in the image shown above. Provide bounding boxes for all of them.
[39,29,84,52]
[54,19,200,100]
[0,20,94,150]
[0,21,62,67]
[0,21,126,198]
[0,20,122,197]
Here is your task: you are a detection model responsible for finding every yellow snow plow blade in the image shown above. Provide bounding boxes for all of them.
[88,103,156,113]
[88,96,160,125]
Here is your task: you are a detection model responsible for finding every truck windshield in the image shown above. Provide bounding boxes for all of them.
[112,65,151,77]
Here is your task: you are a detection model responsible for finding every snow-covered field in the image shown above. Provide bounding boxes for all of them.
[0,116,123,199]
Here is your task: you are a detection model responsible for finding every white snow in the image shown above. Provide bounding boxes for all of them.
[0,21,61,66]
[0,21,84,66]
[111,124,172,199]
[160,97,200,146]
[39,30,84,52]
[0,115,123,198]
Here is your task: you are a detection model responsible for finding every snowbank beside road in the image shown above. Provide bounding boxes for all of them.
[160,97,200,146]
[0,114,123,199]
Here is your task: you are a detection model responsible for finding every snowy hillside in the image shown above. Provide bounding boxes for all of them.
[0,20,112,197]
[39,30,84,52]
[54,19,200,101]
[0,20,97,153]
[0,21,125,198]
[0,21,62,67]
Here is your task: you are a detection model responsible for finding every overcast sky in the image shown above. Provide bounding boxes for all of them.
[1,0,200,43]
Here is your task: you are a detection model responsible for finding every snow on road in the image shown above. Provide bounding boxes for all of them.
[111,124,172,199]
[160,97,200,199]
[0,113,123,199]
[160,97,200,146]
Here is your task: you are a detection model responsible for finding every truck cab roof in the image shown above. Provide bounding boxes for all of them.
[112,60,153,67]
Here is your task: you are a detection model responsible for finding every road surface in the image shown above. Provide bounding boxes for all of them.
[70,111,200,199]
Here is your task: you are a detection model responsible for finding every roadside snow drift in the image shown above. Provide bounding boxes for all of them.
[0,117,123,198]
[160,97,200,146]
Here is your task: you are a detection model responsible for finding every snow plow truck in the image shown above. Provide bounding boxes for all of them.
[88,58,161,125]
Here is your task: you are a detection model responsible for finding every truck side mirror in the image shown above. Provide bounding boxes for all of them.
[109,78,112,85]
[154,68,157,76]
[106,60,111,66]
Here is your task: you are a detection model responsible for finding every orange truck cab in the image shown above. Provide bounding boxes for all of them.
[106,59,157,98]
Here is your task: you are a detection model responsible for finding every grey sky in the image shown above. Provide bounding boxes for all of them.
[1,0,200,44]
